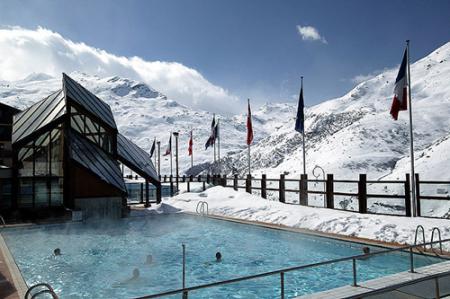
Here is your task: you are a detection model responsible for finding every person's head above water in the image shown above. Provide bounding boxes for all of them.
[132,268,140,279]
[215,252,222,261]
[362,247,370,255]
[54,248,61,256]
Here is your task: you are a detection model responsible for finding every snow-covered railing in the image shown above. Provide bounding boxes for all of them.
[156,173,450,219]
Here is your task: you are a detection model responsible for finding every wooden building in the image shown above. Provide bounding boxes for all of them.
[0,73,160,220]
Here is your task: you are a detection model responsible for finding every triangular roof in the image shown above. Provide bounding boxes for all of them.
[70,131,126,193]
[62,73,116,130]
[117,133,159,184]
[12,89,65,144]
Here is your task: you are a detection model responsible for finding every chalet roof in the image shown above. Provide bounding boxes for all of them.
[62,73,116,130]
[12,89,65,143]
[117,133,159,184]
[70,130,126,193]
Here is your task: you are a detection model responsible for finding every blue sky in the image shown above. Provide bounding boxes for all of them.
[0,0,449,107]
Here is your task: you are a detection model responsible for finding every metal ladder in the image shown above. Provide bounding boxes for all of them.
[25,283,59,299]
[196,201,209,216]
[414,225,444,255]
[414,225,426,251]
[431,227,443,255]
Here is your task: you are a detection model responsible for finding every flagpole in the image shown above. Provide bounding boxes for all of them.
[170,133,173,177]
[406,40,417,217]
[248,99,251,175]
[217,119,221,173]
[157,141,161,175]
[190,130,194,168]
[301,76,306,175]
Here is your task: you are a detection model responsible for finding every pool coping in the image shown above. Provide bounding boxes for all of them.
[0,233,28,298]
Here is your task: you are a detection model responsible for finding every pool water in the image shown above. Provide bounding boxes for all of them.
[2,214,442,298]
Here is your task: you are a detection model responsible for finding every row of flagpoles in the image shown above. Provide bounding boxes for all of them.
[146,41,418,216]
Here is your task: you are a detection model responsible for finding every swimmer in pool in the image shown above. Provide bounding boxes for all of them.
[145,254,153,265]
[215,252,222,262]
[362,247,370,255]
[113,268,140,287]
[53,248,61,256]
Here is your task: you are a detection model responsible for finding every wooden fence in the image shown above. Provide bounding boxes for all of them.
[153,173,450,219]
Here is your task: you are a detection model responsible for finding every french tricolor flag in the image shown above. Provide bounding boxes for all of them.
[390,49,408,120]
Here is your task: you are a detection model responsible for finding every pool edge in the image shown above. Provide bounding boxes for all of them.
[0,233,28,298]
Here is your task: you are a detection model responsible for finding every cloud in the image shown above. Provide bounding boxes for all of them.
[350,67,391,84]
[0,26,239,114]
[296,25,327,44]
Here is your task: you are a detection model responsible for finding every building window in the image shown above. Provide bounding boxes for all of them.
[70,107,113,154]
[17,126,64,208]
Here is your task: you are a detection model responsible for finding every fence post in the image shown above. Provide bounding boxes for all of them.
[358,174,367,213]
[187,176,190,193]
[233,174,238,191]
[140,182,144,204]
[300,174,308,206]
[145,180,150,207]
[197,175,201,182]
[279,174,286,203]
[170,175,174,196]
[405,173,412,217]
[207,174,211,184]
[261,174,267,199]
[415,173,421,217]
[164,175,167,183]
[326,174,334,209]
[182,175,186,182]
[246,174,252,194]
[222,174,227,187]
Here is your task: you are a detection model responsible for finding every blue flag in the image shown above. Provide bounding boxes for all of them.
[295,86,304,133]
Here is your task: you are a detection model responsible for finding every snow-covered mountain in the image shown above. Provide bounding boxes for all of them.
[229,42,450,184]
[0,72,280,175]
[1,41,449,192]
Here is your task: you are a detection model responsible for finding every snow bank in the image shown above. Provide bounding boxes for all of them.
[148,186,450,249]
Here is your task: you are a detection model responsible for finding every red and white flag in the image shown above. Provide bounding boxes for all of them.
[163,135,171,156]
[188,131,193,156]
[390,49,408,120]
[246,99,253,145]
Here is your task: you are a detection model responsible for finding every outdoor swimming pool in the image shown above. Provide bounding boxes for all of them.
[1,214,442,298]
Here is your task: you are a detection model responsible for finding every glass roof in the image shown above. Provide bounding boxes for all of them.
[71,130,126,193]
[63,73,117,130]
[12,90,65,144]
[117,133,158,183]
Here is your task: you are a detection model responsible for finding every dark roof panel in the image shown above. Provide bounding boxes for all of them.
[12,90,65,143]
[63,73,116,129]
[117,133,158,183]
[70,130,126,192]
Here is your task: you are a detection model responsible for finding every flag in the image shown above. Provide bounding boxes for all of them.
[205,115,216,149]
[188,131,193,156]
[390,48,408,120]
[295,85,305,133]
[205,136,214,150]
[163,135,171,156]
[247,99,253,145]
[214,122,219,140]
[149,138,156,158]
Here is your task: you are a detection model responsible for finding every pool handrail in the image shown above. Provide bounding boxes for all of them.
[25,282,58,299]
[132,237,450,299]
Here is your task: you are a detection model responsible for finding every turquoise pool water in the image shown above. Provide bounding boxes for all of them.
[2,214,442,298]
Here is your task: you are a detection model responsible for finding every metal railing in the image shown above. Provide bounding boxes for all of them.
[133,238,450,299]
[25,283,58,299]
[195,201,209,215]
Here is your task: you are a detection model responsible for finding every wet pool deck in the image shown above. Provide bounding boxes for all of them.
[295,261,450,298]
[0,233,27,299]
